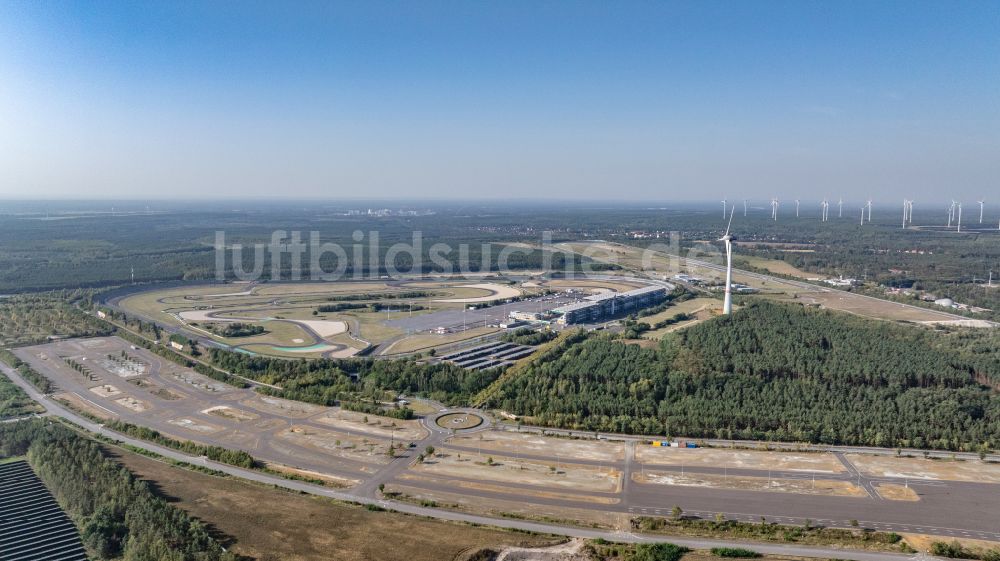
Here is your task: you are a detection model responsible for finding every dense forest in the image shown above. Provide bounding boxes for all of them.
[0,290,113,346]
[208,348,501,406]
[483,302,1000,450]
[0,419,237,561]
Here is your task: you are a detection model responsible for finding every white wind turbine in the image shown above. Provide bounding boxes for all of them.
[838,198,843,218]
[722,199,728,219]
[902,199,909,229]
[719,207,736,315]
[743,199,749,217]
[979,199,985,224]
[821,199,829,222]
[947,200,955,228]
[866,199,873,223]
[795,199,800,218]
[860,206,865,225]
[957,202,963,232]
[771,198,779,221]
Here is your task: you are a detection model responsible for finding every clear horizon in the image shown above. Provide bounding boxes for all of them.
[1,1,997,201]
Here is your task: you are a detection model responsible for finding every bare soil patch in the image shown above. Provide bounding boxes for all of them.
[847,454,1000,483]
[635,446,844,473]
[415,451,621,493]
[634,471,865,498]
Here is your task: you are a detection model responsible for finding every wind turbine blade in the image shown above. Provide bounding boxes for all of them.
[724,206,735,237]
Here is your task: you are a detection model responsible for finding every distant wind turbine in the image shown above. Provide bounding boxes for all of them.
[722,199,727,220]
[743,199,749,217]
[838,198,843,218]
[795,199,800,218]
[979,199,985,224]
[771,198,779,221]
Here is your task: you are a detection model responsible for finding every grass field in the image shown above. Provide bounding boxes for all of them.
[103,444,561,561]
[735,255,820,280]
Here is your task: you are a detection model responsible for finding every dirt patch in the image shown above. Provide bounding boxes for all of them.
[149,386,183,400]
[115,396,149,413]
[495,538,591,561]
[876,483,920,501]
[102,445,560,561]
[241,395,323,418]
[311,409,427,441]
[166,417,223,434]
[846,454,1000,483]
[276,425,394,466]
[634,471,866,498]
[414,451,621,493]
[89,384,122,398]
[635,446,845,473]
[451,432,625,463]
[202,405,259,422]
[903,534,1000,555]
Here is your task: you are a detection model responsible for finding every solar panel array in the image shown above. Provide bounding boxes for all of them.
[0,460,89,561]
[441,342,536,370]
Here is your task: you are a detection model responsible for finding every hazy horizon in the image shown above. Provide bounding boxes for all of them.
[2,1,997,201]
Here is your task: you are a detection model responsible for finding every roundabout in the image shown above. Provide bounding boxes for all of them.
[433,411,485,431]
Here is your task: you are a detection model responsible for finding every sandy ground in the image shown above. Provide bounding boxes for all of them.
[847,454,1000,483]
[115,396,149,413]
[634,471,866,498]
[240,395,324,418]
[166,417,224,434]
[276,425,395,465]
[876,483,920,501]
[636,446,845,473]
[202,405,260,422]
[89,384,121,398]
[311,409,427,441]
[903,534,1000,555]
[496,539,590,561]
[433,283,523,303]
[413,451,621,493]
[450,431,625,463]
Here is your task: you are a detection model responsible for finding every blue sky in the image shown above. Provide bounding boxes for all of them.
[0,1,997,202]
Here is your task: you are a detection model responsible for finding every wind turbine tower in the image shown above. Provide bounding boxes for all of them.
[957,202,962,232]
[979,199,985,224]
[795,199,800,218]
[866,199,873,223]
[719,208,735,315]
[743,199,749,216]
[771,198,779,221]
[722,199,727,219]
[838,198,843,218]
[948,201,955,228]
[860,207,865,225]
